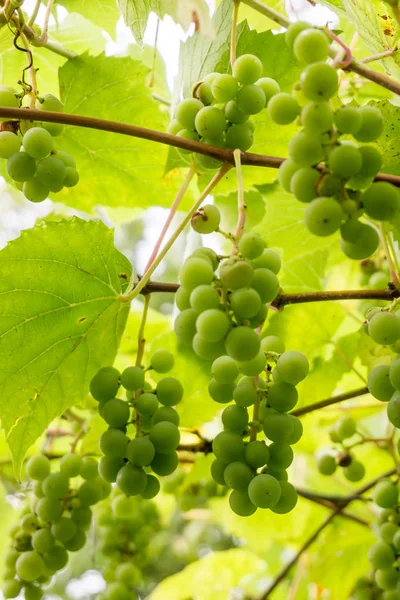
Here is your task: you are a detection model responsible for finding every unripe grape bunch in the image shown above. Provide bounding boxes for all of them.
[91,350,183,498]
[2,453,110,600]
[167,53,281,168]
[274,23,397,262]
[316,416,366,482]
[0,87,79,203]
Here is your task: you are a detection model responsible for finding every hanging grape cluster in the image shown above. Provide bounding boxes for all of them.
[91,351,183,498]
[0,88,79,202]
[273,23,398,261]
[2,454,110,600]
[168,53,281,167]
[367,337,400,430]
[316,416,366,482]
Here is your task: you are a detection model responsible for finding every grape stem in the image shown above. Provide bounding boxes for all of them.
[134,295,151,435]
[291,387,369,417]
[148,17,160,88]
[232,148,246,253]
[250,377,261,442]
[326,28,353,69]
[360,49,395,64]
[124,164,232,301]
[1,106,399,187]
[144,164,196,274]
[230,1,240,68]
[37,0,54,45]
[27,0,41,27]
[380,225,400,287]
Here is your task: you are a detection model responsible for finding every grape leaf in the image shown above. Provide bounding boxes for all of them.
[118,0,214,46]
[55,0,119,37]
[0,218,131,472]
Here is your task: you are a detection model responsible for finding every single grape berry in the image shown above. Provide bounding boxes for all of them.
[300,62,339,101]
[191,204,221,234]
[304,197,343,237]
[150,349,175,373]
[175,98,204,129]
[354,105,384,142]
[293,28,329,64]
[233,54,263,85]
[268,93,300,125]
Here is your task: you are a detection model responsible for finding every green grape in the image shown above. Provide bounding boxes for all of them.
[233,381,258,407]
[317,452,337,475]
[225,123,254,151]
[197,137,225,170]
[222,405,249,433]
[107,583,132,600]
[267,92,299,125]
[243,441,269,469]
[373,481,399,508]
[328,143,362,179]
[285,21,310,48]
[211,459,228,484]
[248,473,281,509]
[102,398,130,428]
[257,77,280,104]
[344,460,365,482]
[31,529,54,553]
[63,527,87,552]
[341,222,379,260]
[208,378,235,403]
[0,132,21,159]
[116,464,147,496]
[368,365,394,401]
[268,381,298,412]
[22,127,53,159]
[100,428,129,457]
[236,84,266,115]
[252,249,281,274]
[21,513,40,535]
[363,182,400,221]
[278,158,300,192]
[151,406,180,426]
[368,541,395,570]
[290,167,319,203]
[136,393,159,417]
[7,152,36,181]
[175,98,204,129]
[180,257,214,290]
[64,167,79,188]
[369,312,400,345]
[196,81,214,105]
[263,410,295,443]
[269,481,297,514]
[51,516,77,543]
[261,335,285,354]
[190,285,220,314]
[120,365,144,391]
[79,479,104,505]
[36,497,63,522]
[238,232,265,259]
[390,358,400,390]
[36,94,64,135]
[375,568,398,591]
[36,156,66,192]
[275,350,309,385]
[26,455,50,480]
[42,544,68,571]
[196,308,230,342]
[141,474,160,499]
[393,529,400,550]
[224,461,254,490]
[116,562,141,586]
[167,120,182,135]
[300,62,339,101]
[304,197,343,237]
[288,131,324,167]
[0,87,19,119]
[212,356,239,383]
[251,268,279,303]
[225,100,249,125]
[370,272,389,290]
[237,351,267,376]
[334,106,362,135]
[317,173,341,197]
[354,105,384,142]
[220,259,254,289]
[156,378,183,407]
[249,304,268,328]
[294,28,329,63]
[176,128,199,154]
[195,106,226,137]
[174,309,198,346]
[24,586,44,600]
[233,54,263,85]
[150,349,174,373]
[126,437,155,467]
[176,286,191,311]
[269,442,294,469]
[151,451,179,476]
[229,489,257,516]
[2,580,22,599]
[42,472,69,499]
[99,456,125,482]
[379,521,398,544]
[16,551,45,582]
[336,416,356,440]
[192,334,226,360]
[191,204,221,233]
[230,287,261,320]
[212,431,244,463]
[149,421,180,452]
[301,101,333,134]
[192,247,219,270]
[387,392,400,428]
[211,74,239,102]
[90,366,120,401]
[225,327,260,362]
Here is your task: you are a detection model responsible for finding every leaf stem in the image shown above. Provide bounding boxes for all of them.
[135,295,150,435]
[27,0,41,27]
[125,164,232,300]
[148,17,160,88]
[144,165,196,274]
[360,49,395,64]
[230,1,240,68]
[37,0,53,45]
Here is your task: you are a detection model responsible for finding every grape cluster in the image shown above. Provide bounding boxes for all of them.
[275,23,396,261]
[174,225,280,362]
[368,351,400,430]
[91,351,183,498]
[96,491,161,600]
[168,53,281,168]
[207,335,308,516]
[316,416,366,482]
[0,88,79,202]
[2,453,110,600]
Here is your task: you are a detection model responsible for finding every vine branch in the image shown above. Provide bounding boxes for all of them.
[291,387,369,417]
[0,106,399,187]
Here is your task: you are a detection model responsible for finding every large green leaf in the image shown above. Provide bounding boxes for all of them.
[0,218,131,471]
[118,0,214,46]
[55,0,119,37]
[59,53,194,212]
